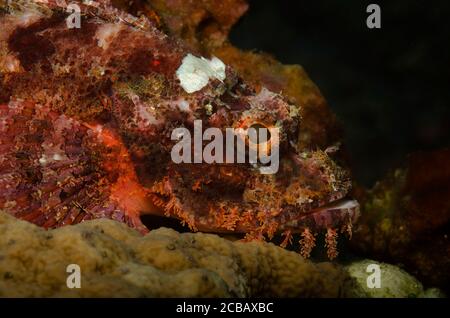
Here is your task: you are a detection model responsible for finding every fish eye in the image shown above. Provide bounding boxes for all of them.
[248,123,271,144]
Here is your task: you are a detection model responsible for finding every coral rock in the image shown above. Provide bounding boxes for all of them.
[345,259,445,298]
[0,211,352,297]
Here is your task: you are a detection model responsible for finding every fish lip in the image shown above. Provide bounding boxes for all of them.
[306,198,360,217]
[280,197,360,232]
[303,195,358,214]
[290,188,350,215]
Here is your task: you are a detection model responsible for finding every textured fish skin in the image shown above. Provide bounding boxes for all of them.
[0,0,358,258]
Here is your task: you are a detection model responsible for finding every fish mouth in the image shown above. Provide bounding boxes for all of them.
[175,197,360,236]
[279,198,360,233]
[142,158,360,237]
[139,160,359,261]
[219,196,360,235]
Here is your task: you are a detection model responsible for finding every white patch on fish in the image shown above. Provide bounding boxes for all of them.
[176,54,226,94]
[95,23,123,50]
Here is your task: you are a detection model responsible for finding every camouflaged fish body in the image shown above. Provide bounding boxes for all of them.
[0,0,359,259]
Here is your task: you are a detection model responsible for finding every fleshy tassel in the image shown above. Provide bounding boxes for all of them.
[280,230,293,248]
[342,218,353,240]
[325,228,338,260]
[299,228,316,258]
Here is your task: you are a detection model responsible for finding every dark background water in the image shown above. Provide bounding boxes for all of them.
[230,0,450,187]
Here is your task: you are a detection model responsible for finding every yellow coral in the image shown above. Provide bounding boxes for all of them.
[0,211,351,297]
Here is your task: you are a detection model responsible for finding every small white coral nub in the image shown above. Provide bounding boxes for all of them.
[176,54,226,94]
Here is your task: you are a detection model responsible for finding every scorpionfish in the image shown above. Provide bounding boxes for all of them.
[0,0,359,259]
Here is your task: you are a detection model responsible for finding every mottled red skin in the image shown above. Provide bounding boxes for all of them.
[0,0,358,258]
[0,101,152,233]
